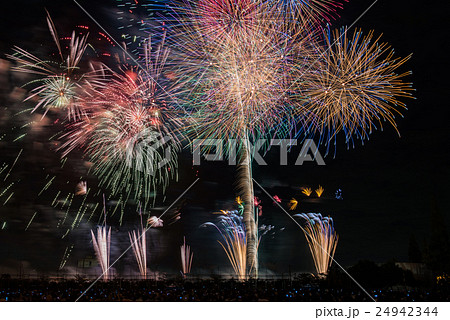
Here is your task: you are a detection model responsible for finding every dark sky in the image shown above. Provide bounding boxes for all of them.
[0,0,449,277]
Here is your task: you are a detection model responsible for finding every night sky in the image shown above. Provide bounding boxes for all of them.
[0,0,449,277]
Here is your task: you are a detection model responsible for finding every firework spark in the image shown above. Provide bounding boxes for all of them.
[254,196,262,216]
[75,181,87,196]
[147,216,164,228]
[289,198,298,210]
[315,185,324,197]
[301,187,313,197]
[273,195,282,203]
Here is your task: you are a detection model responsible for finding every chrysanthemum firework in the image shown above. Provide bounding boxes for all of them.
[170,0,319,145]
[194,0,258,40]
[299,28,414,146]
[60,37,182,207]
[170,0,321,277]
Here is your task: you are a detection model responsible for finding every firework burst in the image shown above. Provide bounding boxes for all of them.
[300,28,414,147]
[7,13,98,120]
[170,0,320,144]
[170,0,320,277]
[193,0,258,40]
[59,36,182,207]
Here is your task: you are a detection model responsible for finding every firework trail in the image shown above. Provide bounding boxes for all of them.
[0,149,22,207]
[24,212,37,231]
[294,212,338,278]
[59,244,74,270]
[91,225,111,281]
[180,237,194,277]
[128,205,149,279]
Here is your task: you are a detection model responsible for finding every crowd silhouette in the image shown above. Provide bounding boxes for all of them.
[0,278,448,302]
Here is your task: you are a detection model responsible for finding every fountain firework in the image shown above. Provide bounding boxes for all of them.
[91,226,111,281]
[294,213,338,278]
[180,237,194,277]
[129,228,147,279]
[202,213,258,280]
